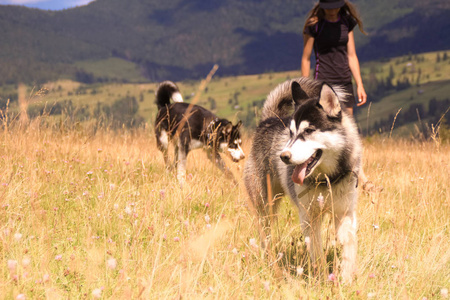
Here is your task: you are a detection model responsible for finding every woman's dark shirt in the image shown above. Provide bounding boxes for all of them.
[304,14,357,84]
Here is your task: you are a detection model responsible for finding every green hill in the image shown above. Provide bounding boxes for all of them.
[356,50,450,136]
[0,0,449,84]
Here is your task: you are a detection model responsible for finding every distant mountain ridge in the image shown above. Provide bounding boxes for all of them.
[0,0,449,84]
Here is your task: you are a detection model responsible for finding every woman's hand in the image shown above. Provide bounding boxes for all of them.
[356,85,367,106]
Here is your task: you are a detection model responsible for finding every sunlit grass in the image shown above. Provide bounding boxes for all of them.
[0,122,449,299]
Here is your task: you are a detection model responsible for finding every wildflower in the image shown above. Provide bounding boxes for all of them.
[110,183,116,190]
[16,294,26,300]
[369,273,375,279]
[372,224,379,229]
[174,237,180,242]
[92,288,102,299]
[14,233,22,241]
[205,202,210,208]
[317,193,324,208]
[205,214,211,223]
[328,273,336,282]
[55,255,62,261]
[277,252,284,259]
[305,236,311,251]
[113,204,119,210]
[22,256,31,268]
[296,266,304,276]
[42,274,50,283]
[124,206,132,215]
[87,171,93,175]
[7,260,18,273]
[160,189,166,199]
[249,238,258,249]
[82,191,89,196]
[107,258,117,270]
[232,248,238,255]
[441,288,448,298]
[206,224,212,229]
[367,292,376,298]
[97,148,103,153]
[263,280,270,291]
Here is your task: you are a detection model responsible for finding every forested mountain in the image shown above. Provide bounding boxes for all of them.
[0,0,449,84]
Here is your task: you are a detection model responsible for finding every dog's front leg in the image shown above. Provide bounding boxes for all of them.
[334,209,357,283]
[299,210,324,277]
[176,143,188,186]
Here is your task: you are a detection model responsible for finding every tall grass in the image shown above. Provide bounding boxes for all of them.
[1,121,449,299]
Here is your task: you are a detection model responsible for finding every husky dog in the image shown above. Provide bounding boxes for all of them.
[243,77,362,282]
[155,81,245,184]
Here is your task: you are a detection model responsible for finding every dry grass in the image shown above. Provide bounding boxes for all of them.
[0,122,449,299]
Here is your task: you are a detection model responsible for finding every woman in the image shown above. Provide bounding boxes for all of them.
[301,0,377,191]
[301,0,366,116]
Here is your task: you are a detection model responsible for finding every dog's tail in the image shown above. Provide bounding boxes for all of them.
[260,77,321,122]
[155,81,184,110]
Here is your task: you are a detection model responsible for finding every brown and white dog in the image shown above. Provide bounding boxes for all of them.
[155,81,245,185]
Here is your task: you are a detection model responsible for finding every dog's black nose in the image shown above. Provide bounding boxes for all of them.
[280,151,292,164]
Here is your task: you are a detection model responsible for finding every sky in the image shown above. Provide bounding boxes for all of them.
[0,0,95,10]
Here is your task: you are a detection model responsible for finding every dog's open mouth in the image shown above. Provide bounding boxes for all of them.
[292,149,322,185]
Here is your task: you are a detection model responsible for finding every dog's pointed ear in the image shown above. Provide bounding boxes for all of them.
[291,81,309,105]
[318,83,341,117]
[234,120,242,129]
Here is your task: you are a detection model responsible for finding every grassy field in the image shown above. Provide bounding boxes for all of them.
[0,119,449,299]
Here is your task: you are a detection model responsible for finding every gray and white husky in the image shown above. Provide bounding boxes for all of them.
[243,77,362,282]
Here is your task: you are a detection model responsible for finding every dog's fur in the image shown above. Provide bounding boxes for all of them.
[243,77,362,282]
[155,81,245,184]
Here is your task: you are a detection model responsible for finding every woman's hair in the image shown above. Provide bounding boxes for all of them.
[303,1,366,35]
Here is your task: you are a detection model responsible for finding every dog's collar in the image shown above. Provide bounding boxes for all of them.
[297,170,358,199]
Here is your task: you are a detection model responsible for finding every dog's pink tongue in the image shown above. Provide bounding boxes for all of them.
[292,163,307,185]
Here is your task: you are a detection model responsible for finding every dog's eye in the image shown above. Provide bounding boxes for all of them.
[305,128,315,134]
